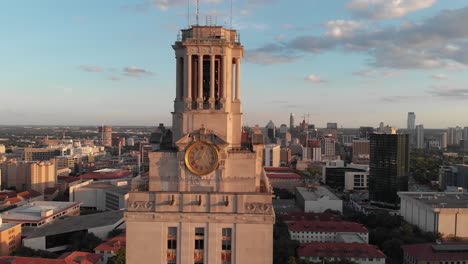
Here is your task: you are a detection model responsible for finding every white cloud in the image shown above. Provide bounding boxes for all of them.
[79,65,103,72]
[325,20,363,38]
[431,73,447,80]
[123,66,153,77]
[305,74,326,83]
[353,69,377,77]
[347,0,436,20]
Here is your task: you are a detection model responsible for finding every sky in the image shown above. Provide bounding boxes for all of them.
[1,0,468,128]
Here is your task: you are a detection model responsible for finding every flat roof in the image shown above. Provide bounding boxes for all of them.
[402,243,468,261]
[0,222,19,232]
[296,186,340,201]
[399,192,468,208]
[78,181,131,195]
[288,220,368,233]
[1,201,80,222]
[298,242,385,259]
[23,210,124,239]
[337,233,367,243]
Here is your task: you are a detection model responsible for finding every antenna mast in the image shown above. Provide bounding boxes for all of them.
[187,0,190,27]
[230,0,233,29]
[196,0,199,25]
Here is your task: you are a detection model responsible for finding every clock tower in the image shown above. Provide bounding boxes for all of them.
[126,25,274,264]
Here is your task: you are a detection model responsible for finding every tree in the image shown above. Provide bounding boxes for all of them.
[68,232,103,252]
[108,229,125,238]
[13,247,58,258]
[114,248,126,264]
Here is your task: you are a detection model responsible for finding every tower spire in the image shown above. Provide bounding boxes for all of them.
[195,0,199,25]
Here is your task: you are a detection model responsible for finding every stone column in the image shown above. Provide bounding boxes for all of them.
[209,55,215,109]
[185,54,192,109]
[235,58,241,101]
[221,55,227,104]
[198,54,204,109]
[175,56,180,101]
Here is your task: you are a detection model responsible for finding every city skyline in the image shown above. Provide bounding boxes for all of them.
[2,0,468,128]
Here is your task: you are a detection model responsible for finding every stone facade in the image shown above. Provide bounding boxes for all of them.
[126,24,274,264]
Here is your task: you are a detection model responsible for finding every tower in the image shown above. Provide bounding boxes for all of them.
[416,124,425,149]
[369,133,409,208]
[407,112,416,130]
[126,24,274,264]
[289,113,294,131]
[98,125,112,147]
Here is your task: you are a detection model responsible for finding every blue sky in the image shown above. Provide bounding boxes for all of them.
[1,0,468,128]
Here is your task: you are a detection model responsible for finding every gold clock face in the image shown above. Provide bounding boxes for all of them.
[185,142,219,176]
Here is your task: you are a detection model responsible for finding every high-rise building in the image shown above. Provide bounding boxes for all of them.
[407,112,416,130]
[2,160,56,193]
[290,113,295,131]
[326,122,338,130]
[464,127,468,141]
[126,24,274,264]
[416,124,425,149]
[369,133,409,208]
[265,120,276,143]
[263,144,281,167]
[99,126,112,147]
[352,139,370,164]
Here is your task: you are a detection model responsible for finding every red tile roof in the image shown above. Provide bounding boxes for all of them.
[44,187,58,195]
[288,220,368,233]
[401,243,468,261]
[264,167,294,172]
[80,170,133,180]
[298,242,385,259]
[60,251,103,264]
[95,235,126,252]
[282,212,342,222]
[0,252,102,264]
[267,173,301,179]
[17,189,42,199]
[0,191,17,198]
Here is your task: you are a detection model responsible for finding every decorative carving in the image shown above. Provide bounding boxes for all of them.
[128,201,155,211]
[244,203,273,214]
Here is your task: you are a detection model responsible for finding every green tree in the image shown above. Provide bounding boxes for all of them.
[68,232,103,252]
[13,247,58,258]
[114,248,126,264]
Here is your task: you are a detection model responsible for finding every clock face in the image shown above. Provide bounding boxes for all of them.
[185,142,219,176]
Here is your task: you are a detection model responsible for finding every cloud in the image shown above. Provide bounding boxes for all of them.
[353,69,377,77]
[123,66,153,77]
[109,76,121,81]
[431,73,447,80]
[245,43,299,65]
[380,95,416,102]
[347,0,436,20]
[305,74,326,83]
[253,6,468,69]
[325,20,363,38]
[79,65,103,73]
[428,87,468,98]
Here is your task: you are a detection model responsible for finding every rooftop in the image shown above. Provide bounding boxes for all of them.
[296,186,340,201]
[78,180,131,196]
[288,220,368,233]
[1,201,80,223]
[80,169,133,180]
[401,243,468,261]
[0,251,103,264]
[398,192,468,208]
[0,222,19,232]
[95,235,126,252]
[282,212,341,223]
[266,173,301,179]
[23,210,124,238]
[298,242,385,259]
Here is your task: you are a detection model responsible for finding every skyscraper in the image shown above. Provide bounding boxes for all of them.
[99,125,112,147]
[126,24,274,263]
[290,113,294,131]
[369,133,409,208]
[407,112,416,130]
[416,124,425,149]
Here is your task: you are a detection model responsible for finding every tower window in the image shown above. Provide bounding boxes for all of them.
[167,227,177,263]
[222,228,232,263]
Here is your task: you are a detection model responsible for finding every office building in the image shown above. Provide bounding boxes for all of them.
[24,147,61,161]
[126,24,274,264]
[297,242,385,264]
[369,133,409,208]
[438,164,468,191]
[399,192,468,238]
[290,113,295,131]
[295,187,343,213]
[266,120,276,143]
[70,179,130,211]
[407,112,416,130]
[0,219,21,256]
[402,243,468,264]
[99,126,113,147]
[288,220,369,243]
[2,160,56,193]
[416,124,424,149]
[0,201,81,227]
[322,167,367,191]
[263,144,281,167]
[358,127,374,139]
[352,139,370,164]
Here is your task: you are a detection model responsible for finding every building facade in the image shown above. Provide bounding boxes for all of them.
[125,25,274,264]
[0,220,21,256]
[2,160,56,193]
[369,133,409,208]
